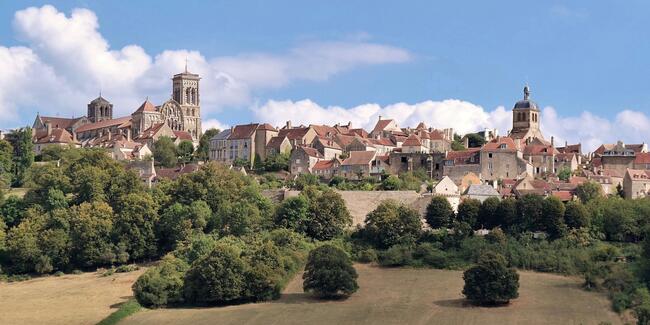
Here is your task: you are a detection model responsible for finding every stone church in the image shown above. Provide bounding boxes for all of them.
[32,69,202,153]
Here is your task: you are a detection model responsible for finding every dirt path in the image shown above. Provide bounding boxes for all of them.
[0,268,145,325]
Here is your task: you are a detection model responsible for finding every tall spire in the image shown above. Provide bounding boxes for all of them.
[523,85,530,100]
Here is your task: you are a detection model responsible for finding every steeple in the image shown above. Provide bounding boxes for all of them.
[523,85,530,100]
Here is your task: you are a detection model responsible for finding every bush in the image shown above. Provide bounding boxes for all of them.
[115,264,139,273]
[363,200,421,249]
[414,243,448,268]
[132,256,189,308]
[462,251,519,305]
[356,248,378,263]
[378,245,414,267]
[425,196,454,229]
[303,245,358,298]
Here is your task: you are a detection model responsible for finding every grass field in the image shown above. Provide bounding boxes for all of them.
[0,268,145,325]
[123,264,622,325]
[5,187,29,198]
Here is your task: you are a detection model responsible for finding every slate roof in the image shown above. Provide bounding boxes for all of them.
[229,123,259,139]
[465,184,500,197]
[76,116,131,133]
[342,151,376,166]
[39,116,84,130]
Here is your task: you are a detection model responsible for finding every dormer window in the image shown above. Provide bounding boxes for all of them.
[499,144,507,149]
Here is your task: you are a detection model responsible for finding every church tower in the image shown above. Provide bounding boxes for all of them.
[172,64,202,139]
[509,85,544,145]
[87,95,113,123]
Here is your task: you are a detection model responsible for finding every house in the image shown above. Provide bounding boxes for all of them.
[312,136,343,160]
[599,141,637,177]
[209,129,231,161]
[126,159,156,188]
[557,142,583,165]
[388,151,445,179]
[512,174,551,197]
[459,172,482,194]
[464,184,501,202]
[339,151,377,179]
[133,123,175,148]
[623,169,650,199]
[370,117,401,139]
[277,122,317,147]
[265,135,291,157]
[523,140,557,177]
[210,123,277,168]
[33,123,80,155]
[554,152,579,173]
[432,176,461,212]
[443,148,481,184]
[290,146,323,174]
[312,159,340,179]
[634,152,650,170]
[155,163,200,182]
[480,137,532,182]
[402,134,428,153]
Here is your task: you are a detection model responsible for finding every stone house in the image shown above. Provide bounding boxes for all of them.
[557,142,583,165]
[265,135,291,157]
[210,123,277,168]
[523,141,557,177]
[339,151,376,179]
[599,141,637,177]
[290,146,323,174]
[388,152,445,179]
[209,129,231,161]
[442,148,481,185]
[312,136,343,160]
[624,168,650,199]
[459,172,482,194]
[312,159,340,179]
[402,134,428,153]
[276,122,317,147]
[480,137,531,182]
[33,123,80,155]
[634,153,650,170]
[554,152,579,173]
[370,117,401,139]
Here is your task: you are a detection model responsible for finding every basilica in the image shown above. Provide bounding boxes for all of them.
[32,69,202,157]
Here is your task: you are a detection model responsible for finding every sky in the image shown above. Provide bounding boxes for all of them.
[0,1,649,151]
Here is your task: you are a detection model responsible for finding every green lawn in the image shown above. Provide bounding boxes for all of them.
[122,264,622,325]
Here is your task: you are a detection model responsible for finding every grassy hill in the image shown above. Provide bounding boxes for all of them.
[123,264,621,325]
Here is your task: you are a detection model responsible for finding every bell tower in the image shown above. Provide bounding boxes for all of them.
[509,85,544,144]
[172,62,201,139]
[87,94,113,123]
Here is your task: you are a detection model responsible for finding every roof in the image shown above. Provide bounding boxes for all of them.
[39,116,84,130]
[348,128,369,138]
[555,152,576,162]
[557,143,581,154]
[173,130,193,141]
[75,116,132,133]
[429,130,445,140]
[513,86,539,111]
[256,123,277,131]
[482,137,517,151]
[314,136,342,150]
[35,128,77,144]
[135,123,166,140]
[369,138,395,147]
[371,119,394,134]
[635,152,650,164]
[297,146,322,158]
[402,134,423,147]
[551,191,573,201]
[465,184,500,197]
[416,122,427,130]
[156,164,200,180]
[212,129,230,141]
[229,123,259,139]
[342,151,376,166]
[524,144,557,155]
[90,96,111,105]
[446,148,481,164]
[134,99,156,113]
[267,136,288,150]
[310,124,339,137]
[277,127,311,140]
[334,134,357,148]
[313,159,337,171]
[627,168,650,180]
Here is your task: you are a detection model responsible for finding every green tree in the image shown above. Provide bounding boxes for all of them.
[133,255,189,308]
[478,197,500,229]
[451,134,466,151]
[425,196,454,229]
[68,201,115,267]
[294,173,319,190]
[262,152,289,172]
[177,140,195,164]
[541,196,567,239]
[157,203,197,252]
[564,201,589,229]
[457,199,481,230]
[462,251,519,305]
[465,133,486,148]
[40,145,66,162]
[5,215,43,273]
[153,136,178,168]
[0,139,13,186]
[113,193,159,260]
[0,196,26,227]
[304,190,352,240]
[516,194,544,232]
[274,195,309,231]
[12,128,35,186]
[363,199,422,248]
[575,181,603,204]
[303,244,358,299]
[557,167,572,181]
[71,166,110,204]
[380,175,402,190]
[196,128,219,162]
[183,244,247,304]
[616,183,625,198]
[496,198,517,231]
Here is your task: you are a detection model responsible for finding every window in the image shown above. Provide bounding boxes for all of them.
[488,153,493,158]
[499,144,506,149]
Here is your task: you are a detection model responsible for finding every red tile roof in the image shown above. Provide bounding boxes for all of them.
[310,124,339,137]
[524,144,557,155]
[35,128,77,144]
[229,123,259,139]
[156,164,200,180]
[551,191,574,201]
[135,123,166,140]
[267,136,288,150]
[342,151,376,166]
[39,116,84,130]
[134,100,156,113]
[369,138,395,147]
[76,116,132,133]
[313,159,336,171]
[256,123,277,131]
[371,119,394,134]
[314,136,342,150]
[429,130,445,140]
[446,148,480,164]
[482,137,517,151]
[348,128,369,138]
[402,134,422,147]
[173,130,193,141]
[277,127,311,140]
[626,169,650,180]
[298,146,322,158]
[635,152,650,164]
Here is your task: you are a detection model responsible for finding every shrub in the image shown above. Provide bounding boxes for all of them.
[425,196,454,229]
[356,248,378,263]
[462,251,519,305]
[35,255,53,274]
[303,190,352,241]
[414,243,448,268]
[363,200,421,249]
[132,256,189,308]
[183,244,247,305]
[303,245,358,298]
[115,264,139,273]
[378,245,414,267]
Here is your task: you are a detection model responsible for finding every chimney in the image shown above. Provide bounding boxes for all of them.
[565,140,568,148]
[551,136,554,147]
[45,121,52,136]
[286,120,292,129]
[378,115,382,121]
[347,121,352,128]
[127,128,132,142]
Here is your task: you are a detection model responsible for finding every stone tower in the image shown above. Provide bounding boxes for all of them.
[87,95,113,123]
[172,65,202,139]
[509,85,544,144]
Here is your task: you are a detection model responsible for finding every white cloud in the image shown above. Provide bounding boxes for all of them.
[202,119,229,132]
[254,99,649,152]
[0,5,411,127]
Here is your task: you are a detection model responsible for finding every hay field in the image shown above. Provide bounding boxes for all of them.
[123,264,621,325]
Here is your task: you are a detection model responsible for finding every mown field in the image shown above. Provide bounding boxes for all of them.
[0,268,145,325]
[123,264,622,325]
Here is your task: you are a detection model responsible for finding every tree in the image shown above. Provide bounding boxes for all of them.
[541,196,567,239]
[113,193,159,260]
[425,196,454,229]
[380,175,402,190]
[294,173,319,190]
[303,245,358,299]
[12,128,34,186]
[0,139,13,186]
[40,145,66,162]
[451,134,466,151]
[557,167,572,181]
[616,183,625,198]
[183,244,247,304]
[196,128,219,162]
[274,195,309,231]
[68,201,115,267]
[462,251,519,305]
[575,181,603,204]
[262,152,289,172]
[0,196,26,227]
[478,197,500,229]
[564,201,589,229]
[133,255,189,308]
[71,166,110,204]
[177,140,195,164]
[363,200,422,248]
[457,199,481,229]
[157,203,198,252]
[496,198,517,231]
[153,136,178,168]
[465,133,486,148]
[516,194,544,232]
[304,190,352,240]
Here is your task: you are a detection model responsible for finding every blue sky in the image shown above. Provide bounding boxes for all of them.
[0,1,649,149]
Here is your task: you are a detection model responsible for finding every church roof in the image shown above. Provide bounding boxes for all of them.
[134,99,157,113]
[38,116,84,130]
[90,96,111,105]
[75,116,131,133]
[513,86,539,111]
